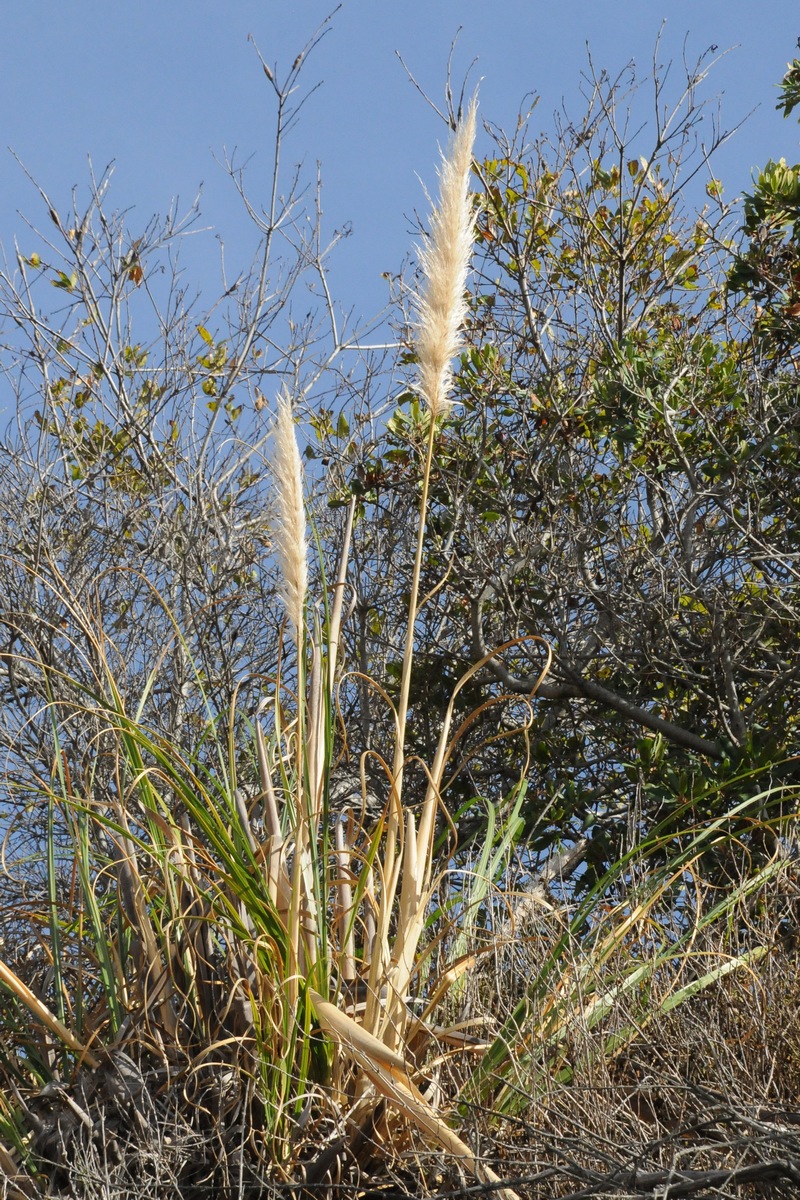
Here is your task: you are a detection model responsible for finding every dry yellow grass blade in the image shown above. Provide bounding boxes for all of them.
[0,1140,36,1200]
[326,498,355,703]
[255,723,287,911]
[310,989,521,1200]
[0,958,100,1069]
[107,822,180,1039]
[380,646,528,1049]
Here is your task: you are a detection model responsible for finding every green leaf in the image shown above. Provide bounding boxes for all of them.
[52,270,77,291]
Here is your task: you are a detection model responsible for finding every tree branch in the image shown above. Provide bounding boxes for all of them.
[470,592,725,759]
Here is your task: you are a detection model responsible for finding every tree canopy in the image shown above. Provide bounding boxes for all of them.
[311,53,800,890]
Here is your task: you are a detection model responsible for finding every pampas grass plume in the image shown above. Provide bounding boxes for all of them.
[414,98,477,417]
[271,389,308,644]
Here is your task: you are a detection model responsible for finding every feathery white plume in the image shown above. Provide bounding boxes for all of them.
[414,99,477,417]
[271,389,308,643]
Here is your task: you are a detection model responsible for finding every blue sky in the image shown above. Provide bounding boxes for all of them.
[0,2,798,338]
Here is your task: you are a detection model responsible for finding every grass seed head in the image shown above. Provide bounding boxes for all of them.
[271,389,308,644]
[414,98,478,418]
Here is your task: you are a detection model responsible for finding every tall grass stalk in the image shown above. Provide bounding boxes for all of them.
[391,98,477,804]
[378,98,478,1051]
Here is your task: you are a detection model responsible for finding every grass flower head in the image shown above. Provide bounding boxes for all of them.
[271,388,308,644]
[414,98,477,417]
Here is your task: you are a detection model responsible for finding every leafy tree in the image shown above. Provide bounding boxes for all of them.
[323,51,800,889]
[728,56,800,356]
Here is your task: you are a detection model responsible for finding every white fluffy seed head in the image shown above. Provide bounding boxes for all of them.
[414,98,477,418]
[271,389,308,644]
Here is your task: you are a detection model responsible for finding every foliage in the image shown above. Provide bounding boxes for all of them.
[728,57,800,354]
[321,51,800,898]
